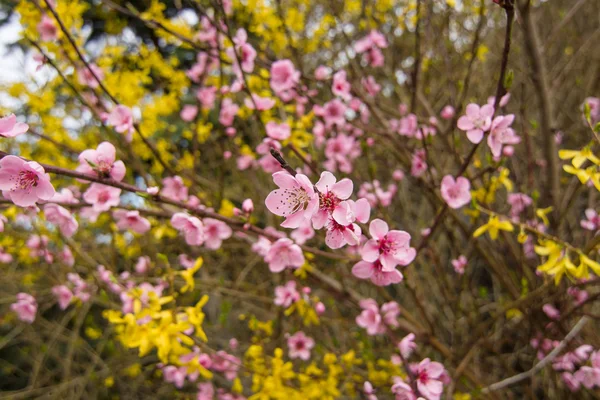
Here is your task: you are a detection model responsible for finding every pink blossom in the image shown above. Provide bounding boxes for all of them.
[274,280,300,307]
[0,155,55,207]
[391,378,416,400]
[440,175,471,209]
[352,259,403,286]
[312,171,354,227]
[583,97,600,125]
[265,122,291,141]
[229,29,257,74]
[362,76,381,97]
[487,93,511,108]
[410,150,427,177]
[574,366,600,389]
[242,199,254,214]
[290,218,315,245]
[265,171,318,229]
[319,99,347,128]
[197,382,215,400]
[162,176,188,201]
[270,59,300,95]
[354,30,388,53]
[181,105,199,121]
[171,213,205,246]
[52,285,74,310]
[542,304,560,320]
[363,381,378,400]
[77,64,104,88]
[287,331,315,360]
[219,98,239,126]
[356,299,385,335]
[562,372,581,391]
[197,86,218,109]
[361,219,416,270]
[113,210,151,234]
[203,218,232,249]
[457,103,494,144]
[264,238,304,272]
[315,302,326,314]
[107,105,134,140]
[76,142,126,181]
[581,209,600,231]
[210,351,240,380]
[507,193,532,217]
[332,70,351,100]
[440,106,455,120]
[0,247,13,263]
[314,65,331,80]
[135,256,151,274]
[37,15,57,41]
[451,255,467,274]
[416,358,445,400]
[392,170,405,181]
[381,301,401,328]
[487,115,520,157]
[324,134,361,173]
[0,114,29,138]
[83,183,121,212]
[399,333,417,358]
[244,94,275,110]
[11,293,37,323]
[398,114,418,137]
[163,365,187,388]
[44,204,78,237]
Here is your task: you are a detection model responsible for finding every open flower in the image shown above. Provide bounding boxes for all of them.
[356,299,385,336]
[440,175,471,209]
[202,218,232,249]
[270,59,300,95]
[287,331,314,360]
[487,114,520,157]
[83,183,121,212]
[113,210,151,234]
[107,105,134,140]
[361,219,416,270]
[171,213,204,246]
[352,259,403,286]
[312,171,354,229]
[44,204,78,237]
[265,122,291,141]
[0,114,29,138]
[265,172,318,228]
[457,103,494,144]
[11,293,37,323]
[52,285,74,310]
[0,155,55,207]
[416,358,446,400]
[274,281,300,307]
[264,238,304,272]
[77,142,126,181]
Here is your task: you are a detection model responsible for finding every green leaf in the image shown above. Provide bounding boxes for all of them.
[504,69,514,90]
[584,101,592,123]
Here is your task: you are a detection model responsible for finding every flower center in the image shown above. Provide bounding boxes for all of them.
[16,170,38,191]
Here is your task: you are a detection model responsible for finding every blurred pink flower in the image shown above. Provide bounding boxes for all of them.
[264,238,304,272]
[52,285,73,310]
[11,293,37,323]
[287,331,314,360]
[107,105,134,140]
[77,64,104,88]
[37,15,57,41]
[171,213,205,246]
[203,218,232,249]
[83,183,121,212]
[352,259,403,286]
[113,210,151,234]
[451,255,467,274]
[457,103,494,144]
[44,204,78,237]
[270,59,300,95]
[265,122,291,141]
[162,176,188,201]
[0,114,29,138]
[77,141,126,181]
[440,175,471,209]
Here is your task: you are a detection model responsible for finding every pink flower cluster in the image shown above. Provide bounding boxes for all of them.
[11,293,38,323]
[52,273,93,310]
[171,213,233,249]
[355,299,401,336]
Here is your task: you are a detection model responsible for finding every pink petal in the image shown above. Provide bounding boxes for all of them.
[466,129,484,144]
[352,261,375,279]
[361,239,380,262]
[315,171,336,193]
[331,178,353,199]
[369,218,388,240]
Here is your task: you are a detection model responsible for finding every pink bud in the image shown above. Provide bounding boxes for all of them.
[366,137,375,146]
[223,150,232,159]
[315,302,325,315]
[147,186,159,195]
[392,169,405,181]
[242,198,254,213]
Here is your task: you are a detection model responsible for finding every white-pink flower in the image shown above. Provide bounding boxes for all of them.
[113,210,151,234]
[202,218,232,249]
[352,259,403,286]
[162,176,189,201]
[37,15,57,41]
[440,175,471,209]
[107,105,134,140]
[265,171,319,229]
[0,155,55,207]
[44,203,78,237]
[171,213,205,246]
[487,114,520,158]
[82,183,121,212]
[0,114,29,138]
[264,238,304,273]
[265,122,291,141]
[451,255,467,274]
[581,209,600,231]
[356,299,385,336]
[270,59,300,95]
[457,103,494,144]
[287,331,315,360]
[77,64,104,89]
[11,293,37,323]
[399,333,417,358]
[361,219,416,270]
[76,142,126,181]
[52,285,74,310]
[274,280,300,307]
[416,358,446,400]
